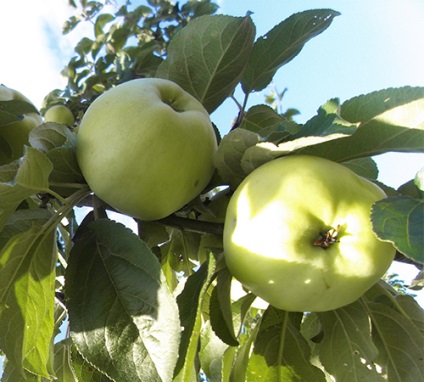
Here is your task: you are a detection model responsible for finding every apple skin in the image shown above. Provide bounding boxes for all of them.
[223,155,396,312]
[44,105,75,126]
[76,78,217,221]
[0,85,42,164]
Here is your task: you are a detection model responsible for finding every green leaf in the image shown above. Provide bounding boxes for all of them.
[367,301,424,381]
[70,344,114,382]
[239,104,292,143]
[240,99,358,174]
[246,308,325,381]
[199,320,229,382]
[209,268,239,346]
[66,219,180,382]
[317,301,383,381]
[156,15,255,113]
[371,196,424,263]
[299,87,424,161]
[0,100,39,123]
[173,255,216,381]
[241,9,340,93]
[94,13,114,37]
[0,216,57,379]
[342,157,379,179]
[53,340,78,382]
[213,128,261,189]
[0,147,52,231]
[29,122,76,152]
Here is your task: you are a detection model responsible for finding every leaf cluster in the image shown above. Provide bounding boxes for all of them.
[1,1,423,381]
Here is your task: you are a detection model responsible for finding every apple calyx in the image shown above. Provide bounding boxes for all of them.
[313,224,341,249]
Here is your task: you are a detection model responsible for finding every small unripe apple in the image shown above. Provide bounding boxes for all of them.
[76,78,217,220]
[44,105,75,126]
[0,85,42,164]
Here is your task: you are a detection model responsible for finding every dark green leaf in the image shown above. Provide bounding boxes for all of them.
[174,255,216,381]
[0,100,39,118]
[94,13,114,37]
[317,301,383,381]
[342,157,379,179]
[156,15,255,113]
[66,219,180,382]
[239,104,292,143]
[209,268,239,346]
[213,128,261,189]
[367,301,424,381]
[246,308,325,381]
[0,220,56,379]
[241,9,340,93]
[0,147,52,230]
[371,196,424,263]
[240,98,358,174]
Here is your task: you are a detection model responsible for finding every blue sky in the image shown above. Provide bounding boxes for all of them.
[0,3,423,373]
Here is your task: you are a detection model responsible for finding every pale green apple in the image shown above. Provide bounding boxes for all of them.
[0,85,42,164]
[224,155,396,312]
[76,78,217,221]
[44,105,75,126]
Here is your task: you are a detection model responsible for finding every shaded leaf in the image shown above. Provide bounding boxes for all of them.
[209,268,239,346]
[242,9,340,93]
[342,157,379,179]
[367,301,424,381]
[156,15,255,113]
[0,220,56,379]
[0,147,52,231]
[174,255,216,381]
[299,87,424,161]
[240,98,358,173]
[239,104,292,143]
[317,301,383,381]
[246,308,325,381]
[213,128,261,189]
[66,219,180,382]
[371,196,423,263]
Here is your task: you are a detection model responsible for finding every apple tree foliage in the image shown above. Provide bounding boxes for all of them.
[0,0,423,381]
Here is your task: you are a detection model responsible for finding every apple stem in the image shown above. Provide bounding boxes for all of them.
[313,225,340,249]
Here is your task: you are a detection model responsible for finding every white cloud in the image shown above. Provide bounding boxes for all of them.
[0,0,81,108]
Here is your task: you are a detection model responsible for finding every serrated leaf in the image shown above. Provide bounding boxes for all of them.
[53,340,77,382]
[342,157,379,179]
[300,87,424,161]
[241,9,340,93]
[173,255,216,381]
[199,320,228,382]
[371,196,423,263]
[317,301,383,381]
[66,219,180,382]
[246,308,325,382]
[209,268,238,346]
[239,104,292,143]
[240,99,358,173]
[70,345,114,382]
[0,148,52,230]
[156,15,255,113]
[213,128,261,189]
[367,301,424,381]
[29,122,76,152]
[0,220,57,379]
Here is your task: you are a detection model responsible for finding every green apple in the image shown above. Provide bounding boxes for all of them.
[223,155,396,312]
[0,85,42,164]
[44,105,75,126]
[76,78,217,221]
